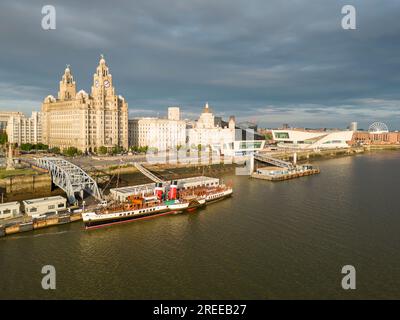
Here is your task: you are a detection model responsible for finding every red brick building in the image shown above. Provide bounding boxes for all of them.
[352,132,400,145]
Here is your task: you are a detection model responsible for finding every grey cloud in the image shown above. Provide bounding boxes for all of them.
[1,0,400,128]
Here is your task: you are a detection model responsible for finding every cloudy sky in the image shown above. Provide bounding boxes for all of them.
[1,0,400,129]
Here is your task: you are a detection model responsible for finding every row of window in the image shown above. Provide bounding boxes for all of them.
[119,207,157,217]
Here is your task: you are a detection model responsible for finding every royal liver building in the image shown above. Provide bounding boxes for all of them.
[41,55,128,152]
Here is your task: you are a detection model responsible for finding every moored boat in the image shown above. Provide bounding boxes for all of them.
[83,195,173,229]
[83,178,233,230]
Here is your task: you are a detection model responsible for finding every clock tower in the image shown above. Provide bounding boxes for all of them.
[90,55,128,150]
[42,55,128,153]
[91,54,115,99]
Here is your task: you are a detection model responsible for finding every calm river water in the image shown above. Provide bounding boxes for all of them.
[1,151,400,299]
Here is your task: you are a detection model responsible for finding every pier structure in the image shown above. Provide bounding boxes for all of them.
[254,152,295,169]
[36,157,102,204]
[134,162,166,183]
[251,151,319,181]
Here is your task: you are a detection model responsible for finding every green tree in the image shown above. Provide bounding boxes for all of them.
[49,146,60,154]
[98,146,108,155]
[264,132,273,140]
[20,143,34,151]
[63,147,79,157]
[0,132,7,145]
[136,146,148,153]
[111,145,123,155]
[35,143,49,151]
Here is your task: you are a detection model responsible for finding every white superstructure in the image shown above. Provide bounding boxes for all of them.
[110,176,221,202]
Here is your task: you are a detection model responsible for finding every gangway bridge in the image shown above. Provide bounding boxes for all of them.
[254,153,295,169]
[36,157,103,204]
[134,162,166,184]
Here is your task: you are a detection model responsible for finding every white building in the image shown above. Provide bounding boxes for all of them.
[168,107,181,121]
[128,117,186,151]
[187,103,235,149]
[7,111,42,145]
[0,111,24,132]
[0,202,21,220]
[23,196,67,217]
[221,140,266,156]
[349,122,358,132]
[271,129,354,149]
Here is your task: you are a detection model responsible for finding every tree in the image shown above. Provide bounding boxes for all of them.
[35,143,49,151]
[98,146,108,155]
[63,147,79,157]
[0,132,7,145]
[111,145,123,155]
[20,143,34,151]
[49,146,60,154]
[264,132,273,141]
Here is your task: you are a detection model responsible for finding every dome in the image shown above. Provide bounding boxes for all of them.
[76,90,89,99]
[44,95,56,103]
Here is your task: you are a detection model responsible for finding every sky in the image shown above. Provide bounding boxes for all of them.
[1,0,400,129]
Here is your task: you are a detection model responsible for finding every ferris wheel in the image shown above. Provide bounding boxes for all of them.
[368,122,389,134]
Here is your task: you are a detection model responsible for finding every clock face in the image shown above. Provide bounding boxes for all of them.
[104,80,110,88]
[95,80,99,88]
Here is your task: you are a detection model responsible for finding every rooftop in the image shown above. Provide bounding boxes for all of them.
[22,195,66,205]
[0,201,20,208]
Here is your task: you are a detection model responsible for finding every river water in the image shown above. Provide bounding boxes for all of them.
[1,151,400,299]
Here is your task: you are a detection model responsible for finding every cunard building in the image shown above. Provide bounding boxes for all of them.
[41,55,128,152]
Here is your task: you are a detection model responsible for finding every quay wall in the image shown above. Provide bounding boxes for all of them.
[0,173,52,195]
[269,147,365,164]
[0,212,82,237]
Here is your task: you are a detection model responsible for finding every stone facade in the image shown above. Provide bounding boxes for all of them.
[128,117,186,151]
[6,111,42,145]
[41,56,128,152]
[0,111,24,132]
[187,103,236,148]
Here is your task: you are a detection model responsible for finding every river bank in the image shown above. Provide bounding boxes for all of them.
[2,146,400,202]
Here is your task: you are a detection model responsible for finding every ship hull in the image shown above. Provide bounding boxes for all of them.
[205,189,233,204]
[186,198,206,212]
[84,207,170,229]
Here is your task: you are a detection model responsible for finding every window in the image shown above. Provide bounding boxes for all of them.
[274,132,290,139]
[48,205,55,210]
[30,207,37,212]
[58,203,65,208]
